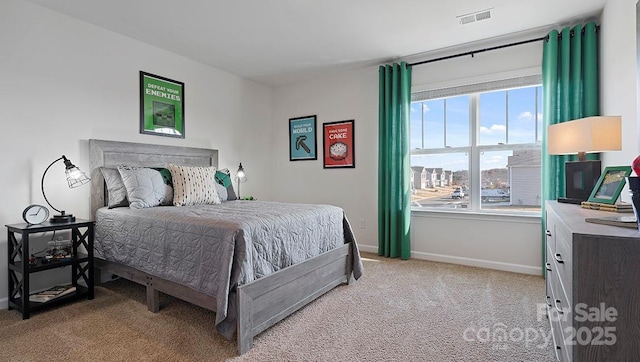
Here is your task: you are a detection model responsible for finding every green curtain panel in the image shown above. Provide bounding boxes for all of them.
[541,22,599,272]
[378,62,412,259]
[542,22,599,203]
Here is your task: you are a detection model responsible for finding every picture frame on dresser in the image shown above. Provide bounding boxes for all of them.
[587,166,631,204]
[322,119,355,169]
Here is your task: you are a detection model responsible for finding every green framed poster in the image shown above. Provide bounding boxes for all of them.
[289,115,317,161]
[140,71,185,138]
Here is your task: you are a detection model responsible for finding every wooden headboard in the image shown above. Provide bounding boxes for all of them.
[89,139,218,218]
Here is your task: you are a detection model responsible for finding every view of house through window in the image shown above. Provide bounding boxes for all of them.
[410,80,542,214]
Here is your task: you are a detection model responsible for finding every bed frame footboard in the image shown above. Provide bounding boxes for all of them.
[237,243,353,354]
[94,242,354,355]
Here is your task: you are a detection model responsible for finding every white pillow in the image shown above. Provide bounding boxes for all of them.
[117,165,173,209]
[167,164,221,206]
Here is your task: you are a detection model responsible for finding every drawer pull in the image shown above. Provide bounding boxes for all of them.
[546,295,552,307]
[545,262,553,272]
[554,344,562,362]
[546,230,552,237]
[554,299,564,314]
[554,253,564,264]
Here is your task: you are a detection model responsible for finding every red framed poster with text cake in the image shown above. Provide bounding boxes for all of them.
[323,120,354,168]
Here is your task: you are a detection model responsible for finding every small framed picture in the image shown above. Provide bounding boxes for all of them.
[140,71,185,138]
[289,115,317,161]
[587,166,632,204]
[323,120,355,168]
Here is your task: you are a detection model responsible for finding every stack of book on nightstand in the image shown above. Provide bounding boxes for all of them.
[580,201,634,213]
[29,284,76,303]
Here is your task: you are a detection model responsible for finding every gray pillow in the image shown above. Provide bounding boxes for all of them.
[117,165,173,209]
[226,184,237,201]
[100,167,129,208]
[214,182,228,202]
[215,168,237,200]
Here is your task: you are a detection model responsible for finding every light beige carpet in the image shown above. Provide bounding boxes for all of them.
[0,253,554,361]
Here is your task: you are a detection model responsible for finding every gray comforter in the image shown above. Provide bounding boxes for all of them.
[95,200,363,338]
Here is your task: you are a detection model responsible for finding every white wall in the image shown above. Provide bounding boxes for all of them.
[273,34,545,275]
[0,0,274,306]
[271,10,639,276]
[600,0,638,198]
[270,66,379,248]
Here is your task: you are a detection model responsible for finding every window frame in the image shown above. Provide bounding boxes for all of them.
[410,74,542,216]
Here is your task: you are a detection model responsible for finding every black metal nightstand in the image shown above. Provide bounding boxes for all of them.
[6,219,94,319]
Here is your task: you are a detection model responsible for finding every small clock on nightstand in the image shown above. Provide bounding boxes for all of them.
[22,204,49,225]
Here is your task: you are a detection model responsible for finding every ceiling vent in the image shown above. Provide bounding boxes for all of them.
[457,8,493,25]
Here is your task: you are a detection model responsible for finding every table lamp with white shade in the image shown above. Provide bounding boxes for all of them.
[547,116,622,204]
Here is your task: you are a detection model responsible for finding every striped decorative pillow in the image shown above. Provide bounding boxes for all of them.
[167,164,221,206]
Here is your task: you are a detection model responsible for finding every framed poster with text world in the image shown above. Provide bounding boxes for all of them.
[323,120,354,168]
[289,115,317,161]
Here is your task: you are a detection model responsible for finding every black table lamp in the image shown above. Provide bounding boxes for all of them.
[41,155,90,223]
[234,163,247,199]
[548,116,622,204]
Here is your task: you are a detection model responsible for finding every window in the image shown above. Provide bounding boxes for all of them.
[410,76,542,214]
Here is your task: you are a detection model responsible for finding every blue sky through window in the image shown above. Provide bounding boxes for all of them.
[410,85,541,172]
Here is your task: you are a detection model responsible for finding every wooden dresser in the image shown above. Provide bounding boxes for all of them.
[545,201,640,361]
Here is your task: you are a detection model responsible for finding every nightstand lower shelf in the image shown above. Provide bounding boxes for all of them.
[8,285,91,313]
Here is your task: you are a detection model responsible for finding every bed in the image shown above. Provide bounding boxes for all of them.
[88,139,363,355]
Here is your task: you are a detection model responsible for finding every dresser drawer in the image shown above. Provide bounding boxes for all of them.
[548,262,571,322]
[553,226,573,304]
[549,306,571,362]
[545,212,557,254]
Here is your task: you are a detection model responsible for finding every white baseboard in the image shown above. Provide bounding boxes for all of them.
[357,244,541,275]
[0,297,7,310]
[357,244,378,254]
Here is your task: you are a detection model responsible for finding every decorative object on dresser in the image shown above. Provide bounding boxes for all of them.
[234,162,247,199]
[41,155,91,223]
[626,175,640,230]
[545,201,640,361]
[579,201,633,213]
[586,166,631,204]
[584,215,638,229]
[547,116,622,204]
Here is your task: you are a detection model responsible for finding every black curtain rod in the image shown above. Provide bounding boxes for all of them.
[408,23,599,68]
[408,36,546,67]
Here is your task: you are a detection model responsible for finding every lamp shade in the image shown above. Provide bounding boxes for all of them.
[41,155,90,223]
[234,162,247,199]
[547,116,622,159]
[235,163,247,183]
